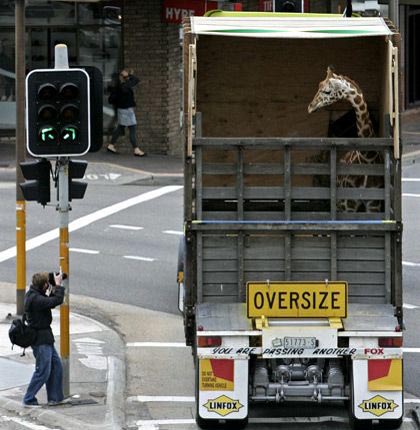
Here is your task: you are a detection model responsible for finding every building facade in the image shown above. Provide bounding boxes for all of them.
[0,0,418,155]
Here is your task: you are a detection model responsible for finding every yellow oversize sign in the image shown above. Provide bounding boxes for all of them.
[247,282,347,318]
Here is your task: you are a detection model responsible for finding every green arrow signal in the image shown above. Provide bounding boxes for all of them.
[63,127,76,141]
[40,127,56,142]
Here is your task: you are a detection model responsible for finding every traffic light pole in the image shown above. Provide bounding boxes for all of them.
[58,158,70,398]
[15,0,26,316]
[55,45,71,398]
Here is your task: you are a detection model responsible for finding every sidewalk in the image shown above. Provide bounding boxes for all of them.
[0,140,183,181]
[0,282,125,430]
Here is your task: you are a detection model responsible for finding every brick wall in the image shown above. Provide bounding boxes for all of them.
[123,0,182,155]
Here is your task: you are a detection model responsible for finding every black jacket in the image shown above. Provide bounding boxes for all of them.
[110,75,139,109]
[24,285,65,346]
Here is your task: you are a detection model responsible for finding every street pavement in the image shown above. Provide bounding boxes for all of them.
[1,110,420,429]
[0,143,185,429]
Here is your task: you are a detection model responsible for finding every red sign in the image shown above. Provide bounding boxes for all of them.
[163,0,218,24]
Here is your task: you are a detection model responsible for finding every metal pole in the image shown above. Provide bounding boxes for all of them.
[58,159,70,398]
[15,0,26,316]
[389,0,399,28]
[55,44,70,398]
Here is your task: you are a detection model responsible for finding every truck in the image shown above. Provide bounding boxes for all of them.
[178,11,403,430]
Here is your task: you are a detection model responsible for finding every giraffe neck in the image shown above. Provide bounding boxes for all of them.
[343,80,374,138]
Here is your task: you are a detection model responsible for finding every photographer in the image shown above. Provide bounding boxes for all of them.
[22,271,66,408]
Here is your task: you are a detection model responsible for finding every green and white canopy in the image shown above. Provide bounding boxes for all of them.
[190,16,393,38]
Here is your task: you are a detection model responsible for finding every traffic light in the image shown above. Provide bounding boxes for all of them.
[68,160,88,201]
[275,0,302,12]
[19,159,51,206]
[26,69,90,157]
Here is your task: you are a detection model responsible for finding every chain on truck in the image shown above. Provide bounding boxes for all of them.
[178,10,403,430]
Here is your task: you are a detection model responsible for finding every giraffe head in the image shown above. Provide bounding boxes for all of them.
[308,66,354,114]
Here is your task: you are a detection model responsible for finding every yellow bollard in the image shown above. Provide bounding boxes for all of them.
[16,201,26,315]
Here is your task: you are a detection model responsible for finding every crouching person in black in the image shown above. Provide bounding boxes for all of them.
[23,272,65,407]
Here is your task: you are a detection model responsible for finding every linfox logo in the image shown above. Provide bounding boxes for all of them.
[203,394,244,417]
[364,348,384,355]
[358,395,399,417]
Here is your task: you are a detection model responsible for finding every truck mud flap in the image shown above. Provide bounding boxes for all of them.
[196,357,248,425]
[350,358,403,429]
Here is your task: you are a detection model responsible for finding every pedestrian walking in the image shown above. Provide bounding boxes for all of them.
[107,69,145,157]
[22,272,66,408]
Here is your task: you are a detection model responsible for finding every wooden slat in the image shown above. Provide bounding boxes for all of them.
[197,233,203,302]
[202,186,385,200]
[201,211,386,221]
[194,137,393,149]
[202,162,385,176]
[196,147,203,219]
[337,261,385,272]
[202,295,240,301]
[338,248,385,260]
[336,272,385,284]
[338,236,385,247]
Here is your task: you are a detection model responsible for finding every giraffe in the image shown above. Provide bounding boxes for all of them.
[308,66,383,213]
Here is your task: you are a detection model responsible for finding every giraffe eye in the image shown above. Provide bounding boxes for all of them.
[323,90,331,95]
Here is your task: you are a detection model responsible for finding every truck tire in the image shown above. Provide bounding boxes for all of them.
[378,417,403,429]
[196,414,219,429]
[227,417,249,429]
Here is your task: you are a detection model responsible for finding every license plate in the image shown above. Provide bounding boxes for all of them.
[272,336,317,348]
[284,336,317,349]
[247,281,347,318]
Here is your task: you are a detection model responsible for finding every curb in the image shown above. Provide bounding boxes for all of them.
[0,396,113,430]
[0,354,125,430]
[0,291,126,430]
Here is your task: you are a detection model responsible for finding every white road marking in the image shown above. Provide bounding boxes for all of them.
[75,338,107,370]
[403,193,420,198]
[403,261,420,267]
[135,416,413,428]
[404,303,420,309]
[1,416,59,429]
[136,419,195,428]
[0,185,183,263]
[163,230,183,236]
[126,342,186,348]
[131,396,420,406]
[110,224,144,231]
[403,348,420,353]
[69,247,100,254]
[124,256,155,262]
[128,395,194,403]
[403,178,420,182]
[0,182,14,189]
[75,337,105,344]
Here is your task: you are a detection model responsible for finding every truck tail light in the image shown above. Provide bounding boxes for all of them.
[379,337,403,347]
[198,336,222,347]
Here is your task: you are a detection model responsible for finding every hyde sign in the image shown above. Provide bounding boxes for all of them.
[163,0,218,24]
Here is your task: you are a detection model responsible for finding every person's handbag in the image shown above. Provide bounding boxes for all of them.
[8,314,37,355]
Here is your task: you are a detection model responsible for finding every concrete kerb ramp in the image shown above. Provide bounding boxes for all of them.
[0,282,126,430]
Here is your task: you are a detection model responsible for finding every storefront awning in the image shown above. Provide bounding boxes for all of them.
[190,16,393,38]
